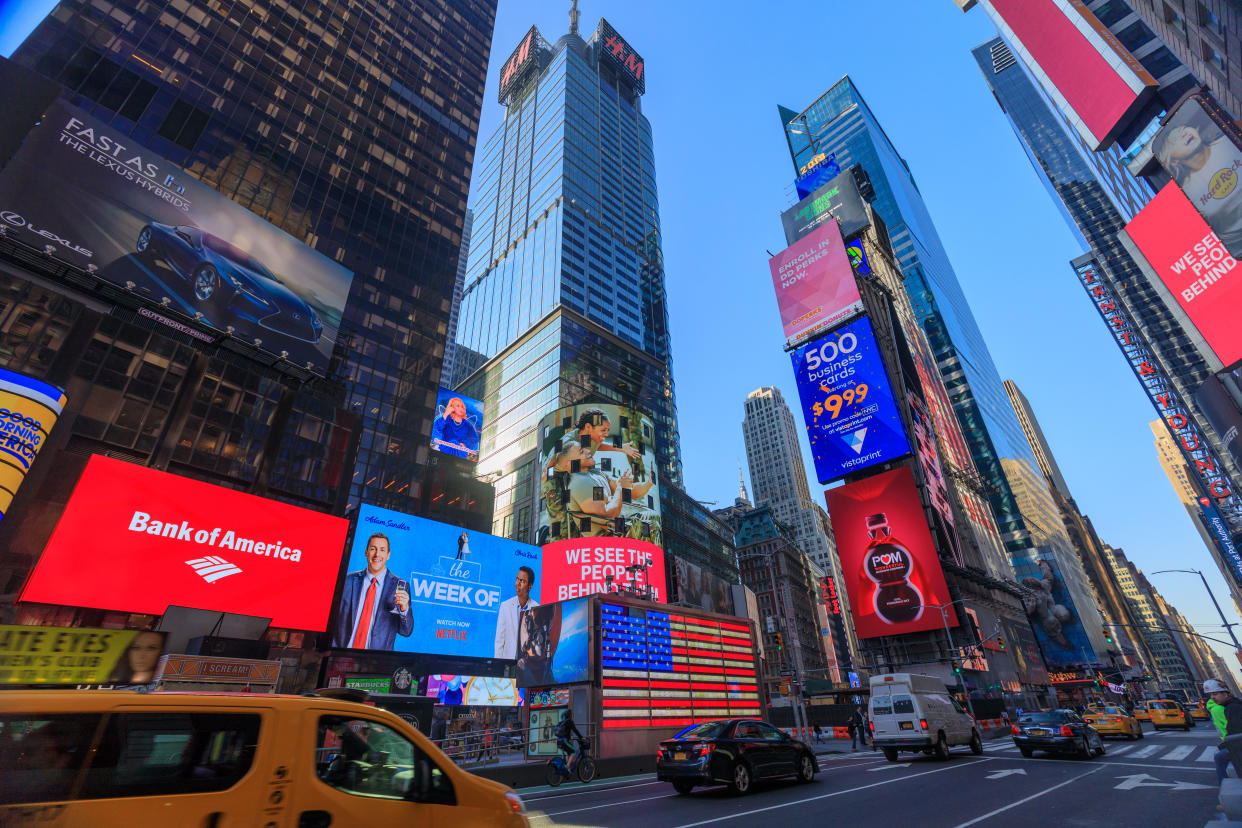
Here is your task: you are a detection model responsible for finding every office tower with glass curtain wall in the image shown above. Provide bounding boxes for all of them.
[0,2,496,589]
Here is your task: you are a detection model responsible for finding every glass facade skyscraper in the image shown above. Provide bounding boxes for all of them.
[780,77,1108,666]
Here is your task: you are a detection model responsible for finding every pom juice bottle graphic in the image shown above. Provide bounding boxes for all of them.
[862,513,924,624]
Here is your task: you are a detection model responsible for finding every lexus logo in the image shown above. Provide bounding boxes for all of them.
[186,555,243,583]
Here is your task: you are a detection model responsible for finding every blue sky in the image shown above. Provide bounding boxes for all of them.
[1,1,1234,682]
[477,1,1241,681]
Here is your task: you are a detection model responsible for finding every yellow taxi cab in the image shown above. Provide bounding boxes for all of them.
[0,689,528,828]
[1188,703,1210,721]
[1133,701,1152,722]
[1081,705,1144,740]
[1147,698,1192,731]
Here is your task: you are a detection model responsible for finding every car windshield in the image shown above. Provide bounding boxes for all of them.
[1149,701,1178,710]
[1018,713,1066,725]
[674,722,726,740]
[203,234,275,279]
[1102,707,1122,715]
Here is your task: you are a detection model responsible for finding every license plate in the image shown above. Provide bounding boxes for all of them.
[1029,728,1048,736]
[674,752,687,761]
[899,721,913,730]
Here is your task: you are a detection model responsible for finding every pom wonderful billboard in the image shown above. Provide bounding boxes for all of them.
[770,218,863,350]
[19,455,349,630]
[824,465,955,639]
[0,100,354,375]
[1124,182,1242,369]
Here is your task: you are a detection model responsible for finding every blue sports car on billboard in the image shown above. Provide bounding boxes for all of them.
[136,223,323,343]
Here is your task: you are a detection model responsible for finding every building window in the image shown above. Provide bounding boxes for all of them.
[1163,2,1187,31]
[1092,0,1132,27]
[1115,19,1154,52]
[1198,2,1225,35]
[1140,45,1182,77]
[1202,39,1227,72]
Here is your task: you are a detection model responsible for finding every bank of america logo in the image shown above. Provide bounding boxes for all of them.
[845,428,867,454]
[186,556,243,583]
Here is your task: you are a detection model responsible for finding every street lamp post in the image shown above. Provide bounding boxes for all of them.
[1150,568,1242,668]
[925,599,978,722]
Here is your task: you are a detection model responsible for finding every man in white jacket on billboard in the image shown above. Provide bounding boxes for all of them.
[494,565,538,659]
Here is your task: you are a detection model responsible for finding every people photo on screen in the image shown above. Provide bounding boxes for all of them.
[1155,105,1242,253]
[332,532,413,649]
[517,604,557,687]
[494,565,538,659]
[106,630,165,685]
[431,395,480,460]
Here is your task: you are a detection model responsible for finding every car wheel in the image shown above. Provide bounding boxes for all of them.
[1079,735,1092,760]
[672,780,694,795]
[136,226,153,256]
[883,747,900,762]
[193,264,221,303]
[796,752,816,783]
[1019,747,1034,758]
[933,733,950,761]
[969,729,983,755]
[729,762,752,796]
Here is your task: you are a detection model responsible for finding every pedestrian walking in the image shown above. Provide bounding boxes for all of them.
[850,706,868,751]
[1205,679,1242,782]
[812,720,823,744]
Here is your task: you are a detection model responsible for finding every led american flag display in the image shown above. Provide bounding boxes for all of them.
[600,603,761,729]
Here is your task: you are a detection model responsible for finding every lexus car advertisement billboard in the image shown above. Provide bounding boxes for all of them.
[335,504,543,661]
[979,0,1156,150]
[791,316,911,483]
[18,455,349,630]
[1124,182,1242,369]
[769,218,864,350]
[536,403,661,546]
[0,100,354,375]
[824,465,955,640]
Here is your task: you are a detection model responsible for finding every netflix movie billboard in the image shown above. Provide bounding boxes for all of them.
[824,466,955,640]
[542,537,665,603]
[980,0,1156,150]
[770,219,864,350]
[0,100,354,375]
[19,455,349,630]
[1124,182,1242,368]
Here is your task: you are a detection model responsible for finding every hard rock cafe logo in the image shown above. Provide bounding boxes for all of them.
[1209,166,1239,200]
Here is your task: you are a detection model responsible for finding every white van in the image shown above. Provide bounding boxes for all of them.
[869,673,982,761]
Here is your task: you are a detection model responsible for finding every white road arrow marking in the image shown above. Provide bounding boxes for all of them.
[985,768,1028,779]
[868,763,911,771]
[1114,773,1215,791]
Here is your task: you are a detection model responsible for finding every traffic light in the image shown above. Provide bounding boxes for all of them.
[951,661,961,674]
[996,636,1005,651]
[1104,628,1114,645]
[774,633,784,651]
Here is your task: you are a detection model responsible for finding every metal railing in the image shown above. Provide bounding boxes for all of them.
[431,720,597,768]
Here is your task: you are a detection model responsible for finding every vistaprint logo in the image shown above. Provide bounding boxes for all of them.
[186,556,243,583]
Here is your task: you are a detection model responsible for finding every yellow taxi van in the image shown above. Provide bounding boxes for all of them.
[0,689,528,827]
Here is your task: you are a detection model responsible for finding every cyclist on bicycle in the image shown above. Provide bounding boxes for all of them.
[555,709,584,772]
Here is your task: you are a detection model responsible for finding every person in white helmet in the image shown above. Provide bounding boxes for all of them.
[1204,678,1242,782]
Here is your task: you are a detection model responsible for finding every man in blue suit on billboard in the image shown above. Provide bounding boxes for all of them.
[333,532,413,650]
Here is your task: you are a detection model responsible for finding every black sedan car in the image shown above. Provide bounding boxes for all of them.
[136,223,323,343]
[1011,710,1106,759]
[656,719,817,795]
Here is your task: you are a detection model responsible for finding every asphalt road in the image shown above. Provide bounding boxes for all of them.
[519,721,1222,827]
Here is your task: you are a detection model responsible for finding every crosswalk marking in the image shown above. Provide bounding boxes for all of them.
[1162,745,1195,761]
[1198,746,1219,762]
[1130,745,1162,758]
[1106,745,1133,756]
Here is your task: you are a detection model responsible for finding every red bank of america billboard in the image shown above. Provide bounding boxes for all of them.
[19,456,349,630]
[1124,183,1242,369]
[769,218,863,350]
[824,466,955,640]
[981,0,1156,150]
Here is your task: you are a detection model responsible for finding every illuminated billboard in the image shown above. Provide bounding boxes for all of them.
[426,674,523,706]
[497,25,544,104]
[824,465,955,639]
[674,558,735,614]
[0,625,165,686]
[781,168,870,245]
[431,387,482,462]
[19,455,348,630]
[536,403,661,545]
[770,218,864,350]
[791,316,911,483]
[795,152,841,199]
[0,368,65,521]
[979,0,1156,150]
[542,537,666,603]
[0,100,354,375]
[597,19,645,95]
[1152,92,1242,263]
[1124,183,1242,369]
[516,597,590,687]
[600,602,761,728]
[335,505,542,659]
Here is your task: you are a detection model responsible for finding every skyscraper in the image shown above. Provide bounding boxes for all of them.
[0,2,495,587]
[1004,380,1071,500]
[780,77,1109,667]
[453,14,686,546]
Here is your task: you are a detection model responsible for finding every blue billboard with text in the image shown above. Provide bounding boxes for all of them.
[791,316,911,483]
[332,505,542,660]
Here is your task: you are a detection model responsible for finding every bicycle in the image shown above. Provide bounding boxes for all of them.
[545,737,596,786]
